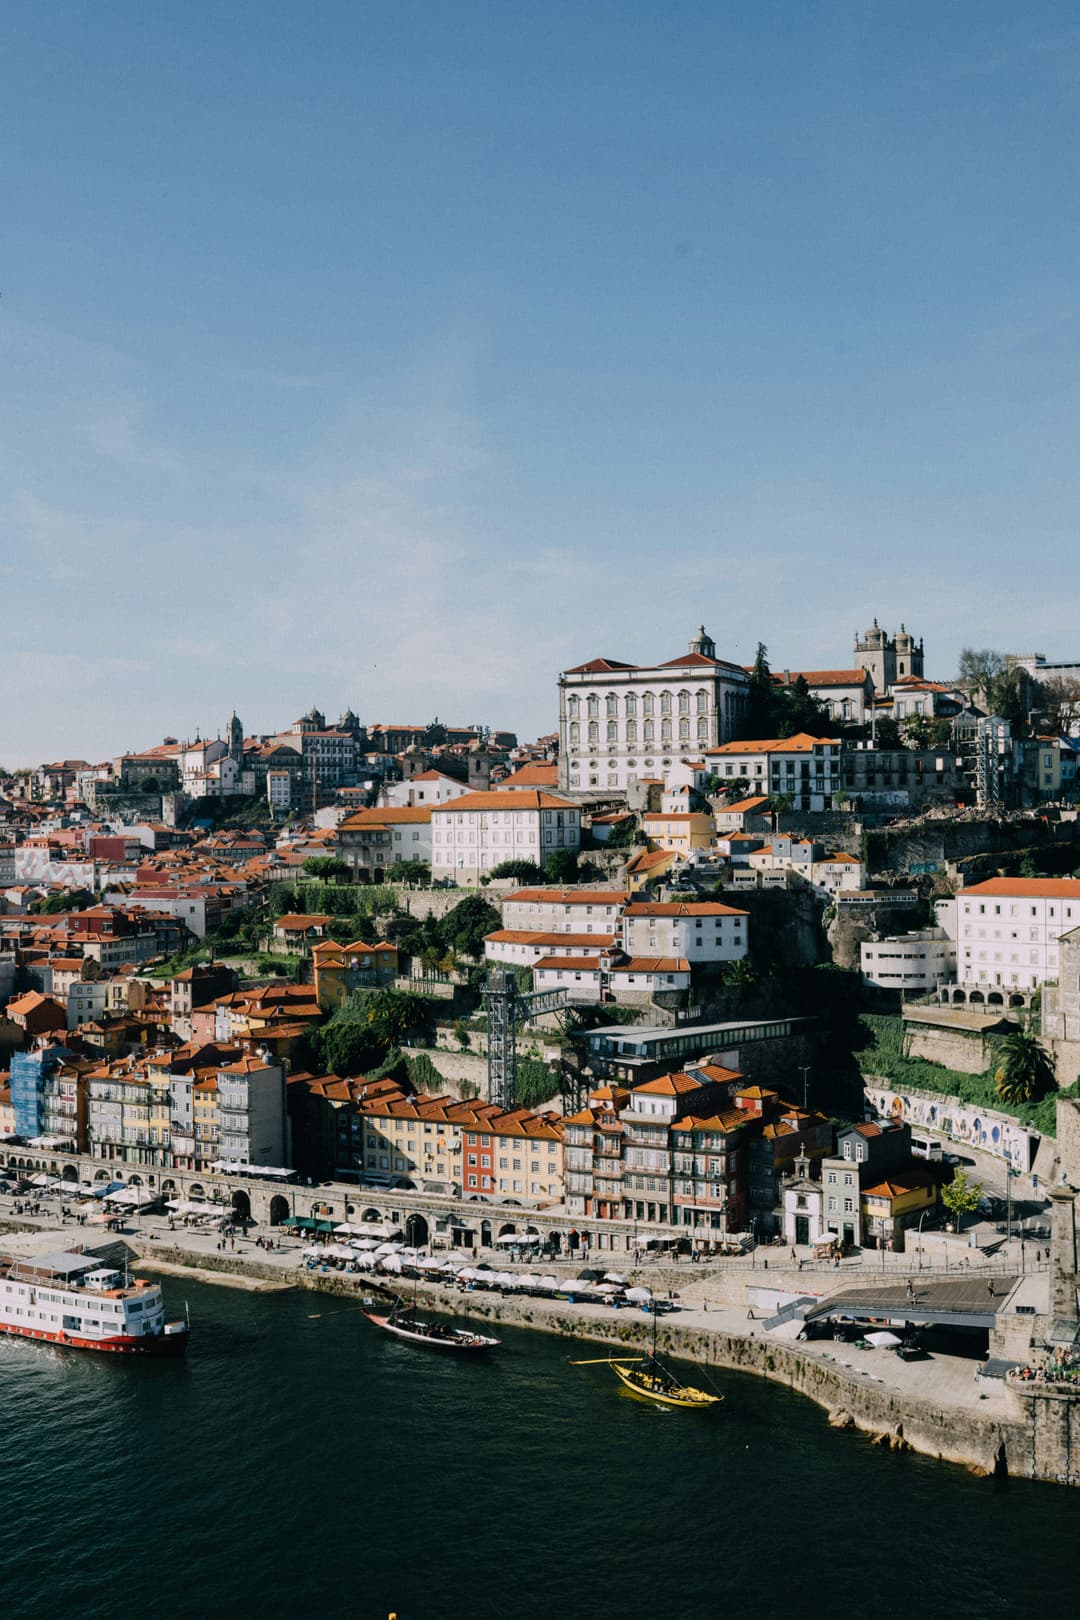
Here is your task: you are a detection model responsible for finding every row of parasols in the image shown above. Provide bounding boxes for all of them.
[302,1242,656,1303]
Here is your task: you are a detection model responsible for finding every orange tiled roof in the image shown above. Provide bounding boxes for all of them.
[962,878,1080,899]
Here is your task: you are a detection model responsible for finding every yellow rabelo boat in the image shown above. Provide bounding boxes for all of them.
[610,1356,721,1408]
[571,1315,722,1409]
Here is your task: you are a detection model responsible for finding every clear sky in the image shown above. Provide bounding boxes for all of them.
[4,2,1080,765]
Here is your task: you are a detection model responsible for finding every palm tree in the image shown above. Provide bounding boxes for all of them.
[993,1029,1056,1105]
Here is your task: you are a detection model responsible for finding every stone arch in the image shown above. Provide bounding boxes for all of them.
[987,991,1004,1007]
[361,1207,383,1224]
[94,1168,111,1182]
[405,1213,429,1248]
[232,1190,252,1224]
[129,1174,143,1187]
[524,1225,540,1238]
[969,990,985,1005]
[498,1222,517,1237]
[189,1182,205,1199]
[269,1194,291,1227]
[952,988,966,1005]
[480,1219,492,1247]
[310,1200,333,1219]
[61,1164,78,1182]
[1009,993,1026,1008]
[161,1179,177,1197]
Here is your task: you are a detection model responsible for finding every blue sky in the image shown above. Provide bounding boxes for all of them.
[4,2,1080,764]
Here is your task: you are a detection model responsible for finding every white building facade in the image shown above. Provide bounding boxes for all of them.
[500,888,630,935]
[557,627,749,793]
[620,901,749,964]
[956,878,1080,993]
[861,929,957,992]
[431,791,581,884]
[707,733,843,813]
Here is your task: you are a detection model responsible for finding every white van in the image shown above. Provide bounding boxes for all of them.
[911,1135,943,1162]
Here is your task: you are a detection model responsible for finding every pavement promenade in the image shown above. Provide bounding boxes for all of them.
[0,1186,1034,1418]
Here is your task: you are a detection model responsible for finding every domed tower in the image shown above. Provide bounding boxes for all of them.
[689,625,717,660]
[227,712,244,763]
[855,619,893,694]
[337,707,361,737]
[893,624,924,680]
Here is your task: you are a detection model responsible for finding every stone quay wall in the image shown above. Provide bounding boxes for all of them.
[126,1243,1080,1488]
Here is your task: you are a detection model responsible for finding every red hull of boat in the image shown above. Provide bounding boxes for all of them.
[0,1322,190,1356]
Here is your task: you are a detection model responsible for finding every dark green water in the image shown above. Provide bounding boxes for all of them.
[2,1280,1077,1620]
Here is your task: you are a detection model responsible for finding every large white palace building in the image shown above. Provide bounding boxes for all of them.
[557,627,749,793]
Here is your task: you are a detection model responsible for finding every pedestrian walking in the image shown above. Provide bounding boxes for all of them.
[790,1248,797,1266]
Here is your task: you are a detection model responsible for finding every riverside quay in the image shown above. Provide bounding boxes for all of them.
[0,1146,676,1256]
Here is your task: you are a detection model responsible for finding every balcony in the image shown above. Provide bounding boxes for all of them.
[673,1187,728,1210]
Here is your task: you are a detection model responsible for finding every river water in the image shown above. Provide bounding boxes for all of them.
[2,1279,1077,1620]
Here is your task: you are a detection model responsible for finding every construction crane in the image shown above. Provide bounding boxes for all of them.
[483,969,570,1111]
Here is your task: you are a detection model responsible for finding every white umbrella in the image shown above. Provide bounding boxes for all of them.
[517,1273,542,1288]
[865,1330,902,1349]
[352,1252,376,1269]
[456,1266,479,1280]
[558,1279,592,1294]
[535,1275,560,1291]
[596,1281,622,1294]
[31,1173,60,1187]
[625,1286,653,1303]
[373,1242,401,1256]
[348,1237,380,1251]
[418,1256,448,1271]
[379,1253,404,1273]
[603,1272,628,1285]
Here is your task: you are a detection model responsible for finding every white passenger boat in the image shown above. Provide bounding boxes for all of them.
[0,1249,190,1356]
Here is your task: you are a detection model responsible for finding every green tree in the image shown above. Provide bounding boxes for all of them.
[79,955,105,982]
[515,1057,562,1109]
[393,859,431,887]
[489,859,545,883]
[604,817,639,850]
[775,675,832,739]
[744,642,776,738]
[310,988,435,1075]
[941,1169,984,1233]
[33,888,96,914]
[303,856,352,880]
[543,848,579,884]
[873,717,902,751]
[993,1029,1056,1104]
[439,894,502,960]
[452,1018,471,1050]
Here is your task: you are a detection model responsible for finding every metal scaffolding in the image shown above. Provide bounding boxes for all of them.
[483,969,569,1111]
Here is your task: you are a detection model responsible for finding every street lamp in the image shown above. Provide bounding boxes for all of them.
[916,1208,928,1271]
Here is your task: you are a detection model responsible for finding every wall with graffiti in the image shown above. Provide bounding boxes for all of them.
[865,1083,1039,1172]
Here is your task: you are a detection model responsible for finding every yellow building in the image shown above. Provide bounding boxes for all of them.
[860,1175,937,1248]
[625,846,680,892]
[311,940,400,1011]
[641,811,714,854]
